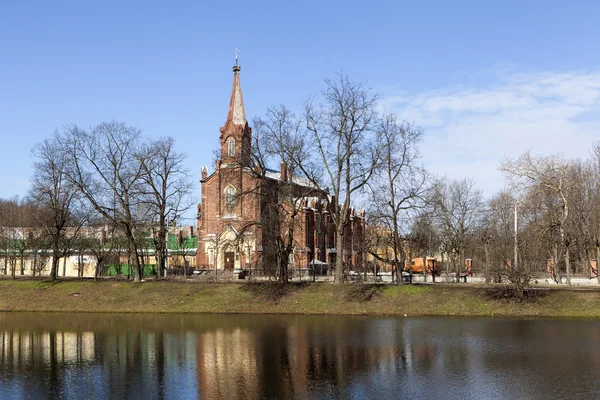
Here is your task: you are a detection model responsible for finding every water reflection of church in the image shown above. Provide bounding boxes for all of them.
[193,317,402,399]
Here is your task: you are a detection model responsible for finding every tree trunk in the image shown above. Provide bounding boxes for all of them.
[565,247,571,286]
[156,248,165,281]
[394,242,402,286]
[422,256,427,283]
[279,250,289,286]
[408,248,413,283]
[514,274,524,301]
[455,250,461,283]
[334,229,344,284]
[579,249,588,277]
[50,253,60,281]
[552,243,561,284]
[95,260,101,281]
[443,252,449,283]
[133,249,142,282]
[127,252,131,280]
[398,252,406,286]
[214,248,218,282]
[596,245,600,285]
[484,242,491,284]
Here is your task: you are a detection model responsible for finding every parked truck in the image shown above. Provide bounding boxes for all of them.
[404,257,439,275]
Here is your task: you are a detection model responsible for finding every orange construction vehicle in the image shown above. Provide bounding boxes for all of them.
[404,257,439,275]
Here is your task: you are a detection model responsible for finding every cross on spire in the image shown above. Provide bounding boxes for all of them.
[232,48,241,74]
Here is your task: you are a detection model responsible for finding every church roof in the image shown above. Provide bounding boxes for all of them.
[264,168,314,188]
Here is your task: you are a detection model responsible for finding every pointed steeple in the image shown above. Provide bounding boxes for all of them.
[219,51,252,166]
[225,58,246,127]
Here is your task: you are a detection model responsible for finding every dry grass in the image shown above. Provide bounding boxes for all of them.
[1,278,600,317]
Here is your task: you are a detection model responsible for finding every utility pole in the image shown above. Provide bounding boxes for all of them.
[514,202,518,272]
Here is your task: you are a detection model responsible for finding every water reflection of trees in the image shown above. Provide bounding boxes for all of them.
[0,330,96,398]
[0,327,199,399]
[1,314,412,399]
[3,314,600,399]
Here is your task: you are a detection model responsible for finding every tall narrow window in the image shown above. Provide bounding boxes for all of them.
[225,186,236,213]
[227,139,235,156]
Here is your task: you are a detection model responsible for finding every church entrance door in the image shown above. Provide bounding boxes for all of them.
[224,252,235,271]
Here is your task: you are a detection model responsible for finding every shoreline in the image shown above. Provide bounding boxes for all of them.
[1,279,600,318]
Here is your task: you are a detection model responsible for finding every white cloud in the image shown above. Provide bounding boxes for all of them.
[381,70,600,197]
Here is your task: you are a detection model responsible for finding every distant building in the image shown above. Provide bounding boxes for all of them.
[0,225,197,278]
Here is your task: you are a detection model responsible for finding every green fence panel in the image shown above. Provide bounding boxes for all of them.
[104,264,156,277]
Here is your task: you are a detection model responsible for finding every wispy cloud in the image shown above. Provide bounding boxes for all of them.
[381,70,600,196]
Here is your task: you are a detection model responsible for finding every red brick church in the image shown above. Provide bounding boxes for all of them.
[195,61,366,273]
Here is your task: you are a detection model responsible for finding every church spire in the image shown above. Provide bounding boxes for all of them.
[220,50,252,166]
[225,49,246,127]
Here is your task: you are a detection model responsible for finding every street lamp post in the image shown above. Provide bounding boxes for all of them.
[164,212,180,279]
[164,227,169,278]
[514,202,518,273]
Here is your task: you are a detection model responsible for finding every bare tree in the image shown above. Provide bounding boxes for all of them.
[72,236,92,278]
[430,179,484,282]
[480,190,538,298]
[0,208,7,275]
[366,113,427,283]
[174,228,197,281]
[26,223,49,277]
[0,198,38,278]
[299,75,380,284]
[408,214,440,283]
[483,191,516,283]
[0,203,8,275]
[137,137,193,280]
[30,138,87,280]
[60,122,147,282]
[590,143,600,284]
[564,161,595,278]
[0,199,20,278]
[501,152,573,285]
[250,105,314,285]
[1,200,19,277]
[86,225,115,280]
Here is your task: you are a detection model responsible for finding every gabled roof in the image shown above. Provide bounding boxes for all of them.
[264,168,314,188]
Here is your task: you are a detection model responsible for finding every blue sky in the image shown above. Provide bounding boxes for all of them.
[1,1,599,223]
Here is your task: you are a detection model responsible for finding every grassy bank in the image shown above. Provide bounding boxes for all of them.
[1,279,599,318]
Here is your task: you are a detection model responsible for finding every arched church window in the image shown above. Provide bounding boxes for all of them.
[227,138,235,156]
[225,186,236,213]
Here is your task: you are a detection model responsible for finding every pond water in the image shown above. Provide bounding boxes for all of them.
[0,312,599,399]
